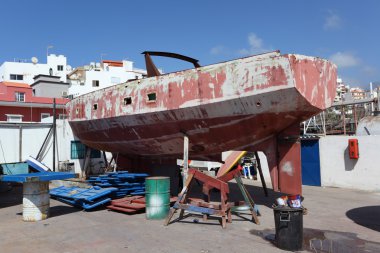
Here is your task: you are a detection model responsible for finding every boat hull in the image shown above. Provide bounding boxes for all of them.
[69,87,320,160]
[67,51,337,194]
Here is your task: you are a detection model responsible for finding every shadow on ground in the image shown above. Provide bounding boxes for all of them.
[0,183,22,208]
[346,206,380,232]
[49,205,82,217]
[250,227,380,253]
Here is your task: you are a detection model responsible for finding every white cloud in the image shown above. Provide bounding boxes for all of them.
[361,65,377,76]
[324,10,342,30]
[238,33,270,56]
[210,46,225,55]
[329,52,359,68]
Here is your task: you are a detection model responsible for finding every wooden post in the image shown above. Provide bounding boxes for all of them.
[182,135,189,186]
[254,151,268,197]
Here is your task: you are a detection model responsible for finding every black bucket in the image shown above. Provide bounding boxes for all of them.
[273,207,303,251]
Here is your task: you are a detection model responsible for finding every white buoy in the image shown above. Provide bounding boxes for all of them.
[23,182,50,221]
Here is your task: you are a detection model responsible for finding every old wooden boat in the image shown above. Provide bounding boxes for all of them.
[67,51,337,194]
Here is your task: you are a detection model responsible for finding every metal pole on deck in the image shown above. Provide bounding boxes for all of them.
[53,98,56,171]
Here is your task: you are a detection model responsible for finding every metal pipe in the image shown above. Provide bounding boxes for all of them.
[36,126,53,161]
[53,98,56,172]
[19,125,22,162]
[370,82,374,115]
[342,106,346,135]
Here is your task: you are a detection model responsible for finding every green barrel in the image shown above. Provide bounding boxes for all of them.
[145,176,170,220]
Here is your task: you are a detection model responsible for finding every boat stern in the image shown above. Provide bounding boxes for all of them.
[288,54,337,111]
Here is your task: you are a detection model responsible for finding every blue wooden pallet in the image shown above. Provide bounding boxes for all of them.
[1,172,75,182]
[87,172,148,198]
[50,186,117,210]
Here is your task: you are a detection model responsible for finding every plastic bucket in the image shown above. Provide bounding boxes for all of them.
[145,177,170,220]
[273,207,303,251]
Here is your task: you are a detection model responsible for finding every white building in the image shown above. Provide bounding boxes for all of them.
[334,77,349,102]
[67,60,147,97]
[0,54,68,84]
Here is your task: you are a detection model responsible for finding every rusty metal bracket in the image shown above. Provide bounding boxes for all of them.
[142,51,201,77]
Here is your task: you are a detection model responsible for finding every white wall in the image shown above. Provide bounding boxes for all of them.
[0,120,105,176]
[47,54,67,82]
[319,135,380,191]
[0,54,68,84]
[68,63,144,97]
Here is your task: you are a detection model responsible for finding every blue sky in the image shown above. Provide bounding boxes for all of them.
[1,0,379,89]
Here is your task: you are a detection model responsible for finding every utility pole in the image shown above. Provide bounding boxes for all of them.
[53,98,56,171]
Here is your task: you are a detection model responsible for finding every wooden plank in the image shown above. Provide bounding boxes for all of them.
[216,151,247,177]
[175,203,218,215]
[112,202,146,210]
[255,151,268,197]
[234,175,260,224]
[190,169,229,194]
[107,205,138,213]
[164,172,195,226]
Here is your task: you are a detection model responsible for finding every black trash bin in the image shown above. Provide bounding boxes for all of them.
[273,206,303,251]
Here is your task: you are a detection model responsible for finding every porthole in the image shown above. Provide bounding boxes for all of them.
[147,92,156,101]
[124,97,132,105]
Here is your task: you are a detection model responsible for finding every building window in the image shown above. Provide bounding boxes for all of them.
[6,114,23,122]
[71,141,85,159]
[15,92,25,102]
[70,141,101,159]
[93,104,98,110]
[92,80,100,87]
[57,65,64,71]
[10,74,23,80]
[41,113,50,121]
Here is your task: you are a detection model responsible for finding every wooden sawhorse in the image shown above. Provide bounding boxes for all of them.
[164,168,231,228]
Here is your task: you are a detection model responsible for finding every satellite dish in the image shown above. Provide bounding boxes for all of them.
[31,57,38,64]
[66,65,72,71]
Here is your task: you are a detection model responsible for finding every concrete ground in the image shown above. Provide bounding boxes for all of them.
[0,179,379,253]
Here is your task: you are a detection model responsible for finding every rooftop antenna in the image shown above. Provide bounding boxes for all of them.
[100,53,107,62]
[47,45,53,57]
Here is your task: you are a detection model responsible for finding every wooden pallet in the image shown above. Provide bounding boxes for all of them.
[107,195,178,214]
